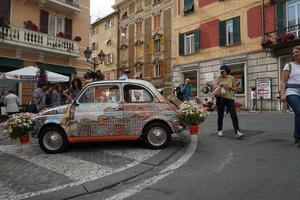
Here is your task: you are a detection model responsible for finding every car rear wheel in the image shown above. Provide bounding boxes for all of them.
[39,126,68,154]
[143,122,171,149]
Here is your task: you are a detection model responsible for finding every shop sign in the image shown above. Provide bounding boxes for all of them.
[20,75,36,80]
[223,55,247,64]
[256,78,272,100]
[181,63,199,71]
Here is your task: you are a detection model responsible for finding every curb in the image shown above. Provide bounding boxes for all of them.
[23,139,186,200]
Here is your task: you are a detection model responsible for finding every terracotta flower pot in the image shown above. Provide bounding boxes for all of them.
[19,134,30,144]
[188,124,200,135]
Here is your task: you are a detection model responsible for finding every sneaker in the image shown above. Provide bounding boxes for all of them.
[235,131,244,139]
[218,131,223,137]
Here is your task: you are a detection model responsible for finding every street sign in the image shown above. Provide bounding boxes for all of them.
[256,78,272,100]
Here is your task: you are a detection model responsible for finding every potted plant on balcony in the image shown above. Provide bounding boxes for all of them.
[1,113,36,144]
[277,32,295,43]
[23,20,38,31]
[56,32,64,38]
[177,101,208,135]
[73,36,82,42]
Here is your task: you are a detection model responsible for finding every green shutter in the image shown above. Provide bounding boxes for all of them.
[194,28,200,52]
[184,0,194,14]
[179,33,184,56]
[276,2,286,34]
[233,17,241,44]
[219,20,226,47]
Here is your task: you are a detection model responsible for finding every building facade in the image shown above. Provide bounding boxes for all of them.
[0,0,90,103]
[172,0,296,111]
[90,12,118,80]
[113,0,173,96]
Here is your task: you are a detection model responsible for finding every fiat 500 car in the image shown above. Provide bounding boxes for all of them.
[33,79,184,153]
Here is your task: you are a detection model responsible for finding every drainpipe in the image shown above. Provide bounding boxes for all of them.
[116,10,120,78]
[261,0,265,39]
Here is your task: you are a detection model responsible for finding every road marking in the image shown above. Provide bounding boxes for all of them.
[215,150,233,172]
[0,144,160,200]
[104,135,198,200]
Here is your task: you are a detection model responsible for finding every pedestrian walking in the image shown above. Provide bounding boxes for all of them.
[4,89,20,116]
[280,45,300,146]
[33,83,47,112]
[51,84,62,107]
[45,85,53,107]
[214,64,244,138]
[63,78,83,101]
[182,78,191,101]
[118,69,130,80]
[250,87,257,111]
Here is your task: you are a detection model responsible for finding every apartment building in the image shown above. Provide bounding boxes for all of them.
[90,12,118,80]
[172,0,296,111]
[113,0,173,95]
[0,0,90,103]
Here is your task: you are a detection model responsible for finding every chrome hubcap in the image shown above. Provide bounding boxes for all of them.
[43,131,63,151]
[147,127,167,147]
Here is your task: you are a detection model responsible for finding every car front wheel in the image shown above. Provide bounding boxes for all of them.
[143,122,171,149]
[39,126,68,154]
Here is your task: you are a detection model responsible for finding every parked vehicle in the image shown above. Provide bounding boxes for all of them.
[33,80,184,153]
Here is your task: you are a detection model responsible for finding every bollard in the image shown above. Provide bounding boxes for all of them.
[260,96,263,112]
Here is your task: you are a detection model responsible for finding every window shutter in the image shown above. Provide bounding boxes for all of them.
[40,10,49,34]
[160,36,165,52]
[160,62,164,77]
[149,39,154,55]
[65,18,73,40]
[276,2,286,35]
[194,28,200,52]
[179,33,184,55]
[233,17,241,44]
[219,20,226,47]
[0,0,11,24]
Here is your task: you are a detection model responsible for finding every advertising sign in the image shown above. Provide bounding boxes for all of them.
[256,78,272,100]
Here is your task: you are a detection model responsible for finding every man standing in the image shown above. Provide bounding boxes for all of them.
[33,83,47,112]
[4,89,20,115]
[118,69,130,80]
[182,78,191,101]
[51,85,62,107]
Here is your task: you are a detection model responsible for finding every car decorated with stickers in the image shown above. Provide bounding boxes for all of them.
[33,79,183,153]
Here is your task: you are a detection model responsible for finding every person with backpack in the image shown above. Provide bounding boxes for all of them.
[280,45,300,147]
[182,78,191,101]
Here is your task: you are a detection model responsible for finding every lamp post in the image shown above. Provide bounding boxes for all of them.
[83,47,106,81]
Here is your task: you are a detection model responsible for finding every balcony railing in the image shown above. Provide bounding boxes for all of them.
[263,24,300,49]
[0,25,80,57]
[36,0,81,14]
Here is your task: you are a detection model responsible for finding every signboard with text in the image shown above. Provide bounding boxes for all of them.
[256,78,272,100]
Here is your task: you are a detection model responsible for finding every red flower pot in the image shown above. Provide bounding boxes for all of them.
[188,124,201,135]
[19,135,30,144]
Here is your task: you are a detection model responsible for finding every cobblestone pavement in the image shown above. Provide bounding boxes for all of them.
[0,137,162,200]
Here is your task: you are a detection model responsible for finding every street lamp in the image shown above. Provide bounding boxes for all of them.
[83,47,106,81]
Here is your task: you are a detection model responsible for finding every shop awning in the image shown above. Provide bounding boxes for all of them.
[0,57,23,70]
[184,0,194,14]
[37,63,77,74]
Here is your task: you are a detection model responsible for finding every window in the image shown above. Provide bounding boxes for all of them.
[155,39,160,53]
[91,42,97,50]
[154,64,161,77]
[121,28,127,41]
[106,53,113,64]
[153,0,161,4]
[287,0,300,36]
[229,64,245,95]
[106,38,112,46]
[121,50,128,62]
[179,29,199,56]
[79,85,120,103]
[184,0,194,14]
[219,17,240,46]
[105,19,113,29]
[136,21,142,35]
[0,0,11,24]
[123,85,153,103]
[48,14,64,36]
[154,15,161,30]
[185,33,195,54]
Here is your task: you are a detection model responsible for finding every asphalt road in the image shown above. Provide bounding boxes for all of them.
[75,112,300,200]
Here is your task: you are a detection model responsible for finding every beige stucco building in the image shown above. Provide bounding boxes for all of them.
[0,0,90,103]
[90,12,118,80]
[113,0,173,96]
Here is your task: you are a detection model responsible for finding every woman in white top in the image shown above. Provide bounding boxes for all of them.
[4,89,20,115]
[280,45,300,146]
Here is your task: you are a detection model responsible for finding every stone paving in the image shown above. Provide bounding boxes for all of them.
[0,137,161,200]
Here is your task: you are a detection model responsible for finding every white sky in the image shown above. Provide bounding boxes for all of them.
[90,0,115,23]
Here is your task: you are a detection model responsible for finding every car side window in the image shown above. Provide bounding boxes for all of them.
[123,85,153,103]
[78,85,120,104]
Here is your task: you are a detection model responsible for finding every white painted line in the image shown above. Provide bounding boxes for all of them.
[104,135,198,200]
[102,148,160,162]
[215,150,233,172]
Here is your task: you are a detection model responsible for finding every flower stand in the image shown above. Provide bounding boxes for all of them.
[19,135,30,144]
[188,124,200,135]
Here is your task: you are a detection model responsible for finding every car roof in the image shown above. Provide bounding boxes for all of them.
[85,79,153,87]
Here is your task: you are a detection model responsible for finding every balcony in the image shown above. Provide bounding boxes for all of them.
[36,0,81,14]
[263,24,300,57]
[0,25,80,57]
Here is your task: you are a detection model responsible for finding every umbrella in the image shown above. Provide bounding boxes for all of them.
[0,66,69,82]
